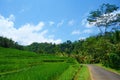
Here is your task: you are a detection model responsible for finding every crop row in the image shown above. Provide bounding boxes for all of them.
[0,63,70,80]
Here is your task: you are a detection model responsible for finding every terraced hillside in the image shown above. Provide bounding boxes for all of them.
[0,47,85,80]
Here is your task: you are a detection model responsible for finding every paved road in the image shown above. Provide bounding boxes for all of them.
[88,64,120,80]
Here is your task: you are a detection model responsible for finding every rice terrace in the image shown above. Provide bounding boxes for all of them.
[0,0,120,80]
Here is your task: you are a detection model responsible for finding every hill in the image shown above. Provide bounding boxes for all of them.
[0,47,87,80]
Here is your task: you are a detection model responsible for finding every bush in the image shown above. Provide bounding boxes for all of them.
[102,53,120,69]
[109,53,120,69]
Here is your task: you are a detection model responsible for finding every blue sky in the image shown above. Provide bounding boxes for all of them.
[0,0,120,45]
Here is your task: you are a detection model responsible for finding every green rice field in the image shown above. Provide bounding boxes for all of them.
[0,47,90,80]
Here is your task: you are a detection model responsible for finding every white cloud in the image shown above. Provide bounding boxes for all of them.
[19,22,44,32]
[57,20,64,27]
[83,29,92,34]
[71,30,80,35]
[49,21,55,26]
[8,14,15,21]
[81,19,95,28]
[0,14,62,45]
[79,37,86,40]
[0,14,15,33]
[68,20,75,26]
[71,29,92,35]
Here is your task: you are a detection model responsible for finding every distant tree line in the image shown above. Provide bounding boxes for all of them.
[0,30,120,69]
[0,36,23,50]
[28,31,120,68]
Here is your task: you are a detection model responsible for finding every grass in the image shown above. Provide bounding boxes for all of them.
[0,63,70,80]
[58,64,79,80]
[0,47,68,73]
[0,47,37,58]
[96,64,120,75]
[75,65,91,80]
[0,47,80,80]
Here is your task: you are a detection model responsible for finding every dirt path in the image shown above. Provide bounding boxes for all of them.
[88,64,120,80]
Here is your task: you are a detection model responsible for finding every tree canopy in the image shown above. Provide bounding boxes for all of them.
[87,3,120,34]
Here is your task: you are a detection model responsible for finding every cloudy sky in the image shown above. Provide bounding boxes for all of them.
[0,0,120,45]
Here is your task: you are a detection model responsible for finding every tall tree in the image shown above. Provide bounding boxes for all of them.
[87,3,119,34]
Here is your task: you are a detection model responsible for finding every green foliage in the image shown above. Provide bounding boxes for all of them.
[0,63,69,80]
[23,30,120,70]
[1,31,120,70]
[77,65,91,80]
[26,42,58,54]
[100,3,119,14]
[0,36,23,50]
[0,47,64,73]
[87,3,119,34]
[66,57,78,64]
[60,40,73,54]
[58,64,79,80]
[0,47,80,80]
[85,3,120,69]
[73,31,120,69]
[107,53,120,69]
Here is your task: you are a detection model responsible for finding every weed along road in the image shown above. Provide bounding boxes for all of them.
[88,64,120,80]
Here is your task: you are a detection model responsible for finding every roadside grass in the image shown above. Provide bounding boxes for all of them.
[58,64,79,80]
[76,65,91,80]
[96,64,120,75]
